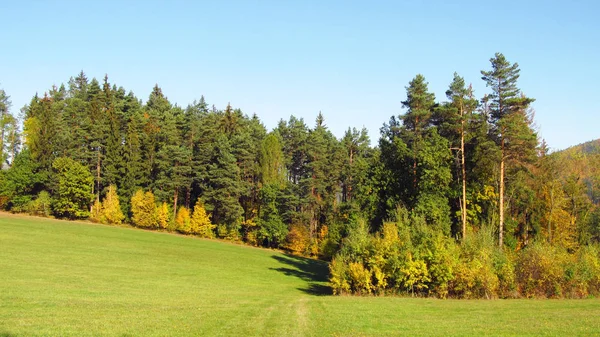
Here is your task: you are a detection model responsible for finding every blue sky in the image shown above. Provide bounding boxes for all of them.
[1,0,598,150]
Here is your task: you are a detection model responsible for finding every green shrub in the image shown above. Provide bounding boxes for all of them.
[516,243,569,298]
[27,191,52,217]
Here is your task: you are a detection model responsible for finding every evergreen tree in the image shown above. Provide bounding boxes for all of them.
[203,135,244,230]
[434,73,478,238]
[257,184,287,246]
[102,76,125,189]
[481,53,537,246]
[401,74,437,199]
[259,132,286,187]
[156,145,192,220]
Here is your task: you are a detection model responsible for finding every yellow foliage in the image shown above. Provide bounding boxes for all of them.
[285,224,310,255]
[400,256,430,294]
[100,185,124,225]
[372,265,388,294]
[348,262,372,294]
[176,206,192,234]
[155,202,170,229]
[329,257,351,295]
[131,189,157,228]
[190,200,215,238]
[90,199,102,223]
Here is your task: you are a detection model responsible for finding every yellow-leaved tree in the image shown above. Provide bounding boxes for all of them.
[190,199,215,238]
[90,199,102,222]
[176,206,191,234]
[131,189,156,228]
[155,202,170,229]
[100,185,125,224]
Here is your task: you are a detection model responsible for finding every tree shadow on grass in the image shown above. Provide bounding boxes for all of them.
[271,254,332,296]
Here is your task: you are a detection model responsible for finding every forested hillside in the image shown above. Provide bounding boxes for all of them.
[1,53,599,298]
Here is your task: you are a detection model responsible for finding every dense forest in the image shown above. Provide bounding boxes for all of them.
[1,53,600,298]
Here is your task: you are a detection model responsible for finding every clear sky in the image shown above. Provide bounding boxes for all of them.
[1,0,598,151]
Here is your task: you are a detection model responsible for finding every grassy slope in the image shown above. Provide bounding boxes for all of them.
[1,213,599,336]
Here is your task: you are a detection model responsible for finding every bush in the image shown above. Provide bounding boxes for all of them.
[131,189,157,228]
[51,157,94,219]
[348,262,372,295]
[190,200,215,238]
[90,199,102,222]
[100,185,124,225]
[516,243,569,298]
[330,255,351,295]
[567,245,600,297]
[27,191,52,217]
[155,202,171,229]
[175,206,191,234]
[285,224,310,255]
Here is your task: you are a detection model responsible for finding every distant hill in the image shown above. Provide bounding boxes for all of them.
[552,138,600,205]
[560,138,600,155]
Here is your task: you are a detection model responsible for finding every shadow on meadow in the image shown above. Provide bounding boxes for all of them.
[271,254,332,296]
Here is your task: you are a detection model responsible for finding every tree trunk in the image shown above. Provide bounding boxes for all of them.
[9,128,16,166]
[96,148,101,203]
[461,110,467,240]
[173,188,178,222]
[548,187,554,244]
[499,138,505,247]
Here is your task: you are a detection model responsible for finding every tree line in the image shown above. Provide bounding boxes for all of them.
[1,53,599,298]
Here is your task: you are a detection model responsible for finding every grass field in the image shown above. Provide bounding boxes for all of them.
[1,213,600,336]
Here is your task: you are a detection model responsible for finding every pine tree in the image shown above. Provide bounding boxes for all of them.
[401,74,437,199]
[102,76,124,189]
[203,135,244,230]
[481,53,537,247]
[156,145,192,221]
[434,73,478,238]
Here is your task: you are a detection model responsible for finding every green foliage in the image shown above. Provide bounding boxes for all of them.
[26,191,52,217]
[0,150,41,210]
[3,214,600,336]
[257,184,287,246]
[51,157,94,219]
[5,58,600,300]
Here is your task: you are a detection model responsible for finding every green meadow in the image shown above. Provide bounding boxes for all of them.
[1,213,599,336]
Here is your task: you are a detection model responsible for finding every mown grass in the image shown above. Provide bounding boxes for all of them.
[1,212,599,336]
